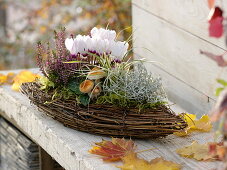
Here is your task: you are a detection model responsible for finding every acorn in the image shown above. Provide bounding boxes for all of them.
[79,80,94,93]
[87,67,106,80]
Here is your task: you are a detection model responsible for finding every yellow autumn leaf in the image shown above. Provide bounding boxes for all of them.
[0,74,7,85]
[119,153,181,170]
[193,115,212,132]
[12,71,40,91]
[174,114,212,137]
[176,141,209,161]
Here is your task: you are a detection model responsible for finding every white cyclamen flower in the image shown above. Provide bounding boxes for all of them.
[65,27,129,59]
[65,38,74,54]
[91,27,116,41]
[111,41,129,59]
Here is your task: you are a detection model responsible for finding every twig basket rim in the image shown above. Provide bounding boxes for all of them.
[21,82,187,139]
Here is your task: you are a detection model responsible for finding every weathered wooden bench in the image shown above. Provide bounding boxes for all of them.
[0,69,223,170]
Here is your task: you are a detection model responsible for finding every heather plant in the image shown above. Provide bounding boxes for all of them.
[37,28,87,84]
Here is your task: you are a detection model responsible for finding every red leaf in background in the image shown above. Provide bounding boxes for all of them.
[208,0,215,9]
[208,7,224,38]
[200,50,227,67]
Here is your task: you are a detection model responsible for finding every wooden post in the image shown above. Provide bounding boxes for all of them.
[39,146,55,170]
[0,1,7,37]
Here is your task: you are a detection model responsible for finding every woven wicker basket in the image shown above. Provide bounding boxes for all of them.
[21,82,187,139]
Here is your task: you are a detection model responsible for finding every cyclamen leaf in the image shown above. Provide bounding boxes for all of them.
[79,95,90,106]
[119,153,181,170]
[68,80,82,95]
[89,138,136,162]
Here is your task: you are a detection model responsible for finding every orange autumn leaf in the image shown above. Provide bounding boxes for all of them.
[176,141,223,161]
[89,138,136,162]
[12,71,40,91]
[174,114,212,137]
[119,153,181,170]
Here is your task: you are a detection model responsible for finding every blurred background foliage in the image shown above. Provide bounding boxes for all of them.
[0,0,131,70]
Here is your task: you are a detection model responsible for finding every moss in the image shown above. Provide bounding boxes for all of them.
[96,93,166,111]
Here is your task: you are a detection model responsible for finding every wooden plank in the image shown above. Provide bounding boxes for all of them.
[132,0,227,50]
[132,5,227,101]
[141,62,215,115]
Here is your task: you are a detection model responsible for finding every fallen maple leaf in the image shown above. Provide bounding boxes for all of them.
[177,141,224,161]
[89,138,136,162]
[174,113,212,137]
[119,153,181,170]
[176,141,210,161]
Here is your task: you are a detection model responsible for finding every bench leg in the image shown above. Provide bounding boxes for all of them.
[39,146,55,170]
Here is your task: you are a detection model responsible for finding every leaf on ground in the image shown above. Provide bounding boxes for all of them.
[174,114,212,137]
[209,142,225,160]
[177,141,223,161]
[89,138,136,162]
[119,153,181,170]
[12,71,40,91]
[0,74,7,85]
[193,115,212,132]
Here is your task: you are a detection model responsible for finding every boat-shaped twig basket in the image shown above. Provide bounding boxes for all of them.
[21,82,187,139]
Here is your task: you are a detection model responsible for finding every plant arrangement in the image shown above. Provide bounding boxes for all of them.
[21,27,187,138]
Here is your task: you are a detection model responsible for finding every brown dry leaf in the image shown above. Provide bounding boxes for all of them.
[176,141,224,161]
[12,71,40,91]
[89,138,136,162]
[119,153,181,170]
[174,114,212,137]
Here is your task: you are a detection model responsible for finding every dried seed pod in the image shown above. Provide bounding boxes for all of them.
[87,67,106,80]
[79,80,94,93]
[90,85,102,98]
